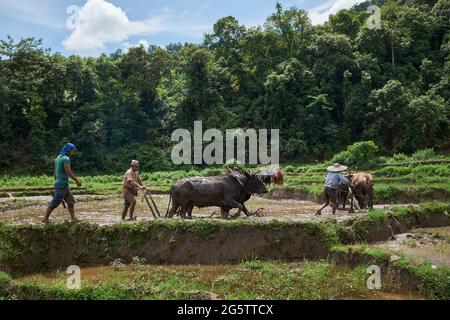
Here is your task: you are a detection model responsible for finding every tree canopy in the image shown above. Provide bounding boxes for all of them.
[0,0,449,173]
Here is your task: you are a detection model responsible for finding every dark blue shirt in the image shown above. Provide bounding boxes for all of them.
[324,172,351,189]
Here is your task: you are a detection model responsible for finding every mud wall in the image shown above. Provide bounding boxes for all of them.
[0,221,329,275]
[1,205,449,276]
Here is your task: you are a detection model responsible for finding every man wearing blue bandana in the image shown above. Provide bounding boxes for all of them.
[42,143,82,224]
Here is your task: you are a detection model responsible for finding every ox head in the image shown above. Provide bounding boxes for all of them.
[244,172,268,194]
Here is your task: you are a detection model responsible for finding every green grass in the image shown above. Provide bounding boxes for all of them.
[393,257,450,300]
[2,260,377,300]
[1,154,449,203]
[330,244,389,260]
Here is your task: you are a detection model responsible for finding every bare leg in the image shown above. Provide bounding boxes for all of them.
[331,202,338,215]
[68,207,78,222]
[315,199,330,216]
[316,188,330,216]
[42,207,54,224]
[128,202,136,220]
[122,204,130,220]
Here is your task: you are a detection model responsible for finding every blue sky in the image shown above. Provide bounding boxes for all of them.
[0,0,365,56]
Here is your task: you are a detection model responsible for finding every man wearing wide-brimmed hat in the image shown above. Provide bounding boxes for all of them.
[315,163,351,215]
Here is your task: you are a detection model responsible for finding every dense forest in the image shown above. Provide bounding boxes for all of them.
[0,0,449,174]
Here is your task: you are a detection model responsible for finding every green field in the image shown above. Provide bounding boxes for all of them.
[1,151,449,204]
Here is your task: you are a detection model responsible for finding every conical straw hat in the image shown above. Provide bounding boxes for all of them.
[327,163,348,172]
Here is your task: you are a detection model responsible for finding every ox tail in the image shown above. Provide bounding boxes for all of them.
[165,190,172,218]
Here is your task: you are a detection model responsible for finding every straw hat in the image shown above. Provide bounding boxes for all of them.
[327,163,348,172]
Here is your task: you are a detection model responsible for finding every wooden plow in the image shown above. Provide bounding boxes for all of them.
[140,186,161,219]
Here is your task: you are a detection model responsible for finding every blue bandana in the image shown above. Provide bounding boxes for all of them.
[59,143,76,156]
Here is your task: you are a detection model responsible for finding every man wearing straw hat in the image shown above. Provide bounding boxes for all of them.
[315,163,352,216]
[122,160,146,221]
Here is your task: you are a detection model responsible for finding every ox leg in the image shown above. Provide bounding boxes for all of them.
[358,196,364,210]
[231,204,250,218]
[167,202,180,218]
[179,204,191,219]
[349,195,354,213]
[342,191,348,209]
[187,206,194,219]
[240,204,250,216]
[224,200,244,216]
[221,207,231,219]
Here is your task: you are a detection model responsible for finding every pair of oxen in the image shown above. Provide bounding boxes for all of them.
[165,168,283,219]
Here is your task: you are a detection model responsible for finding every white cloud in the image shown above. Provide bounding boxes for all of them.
[63,0,164,53]
[62,0,210,55]
[122,39,150,53]
[308,0,366,25]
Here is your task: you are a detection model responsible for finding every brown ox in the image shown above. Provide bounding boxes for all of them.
[258,169,284,186]
[348,172,374,210]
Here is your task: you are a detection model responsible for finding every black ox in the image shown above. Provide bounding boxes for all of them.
[165,170,267,219]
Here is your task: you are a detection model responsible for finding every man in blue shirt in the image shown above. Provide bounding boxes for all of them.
[42,143,82,224]
[315,163,351,215]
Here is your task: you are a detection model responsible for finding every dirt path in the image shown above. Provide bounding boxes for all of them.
[0,194,416,226]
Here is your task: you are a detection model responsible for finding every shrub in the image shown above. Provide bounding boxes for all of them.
[411,148,435,161]
[222,159,246,172]
[392,153,409,163]
[330,141,379,167]
[201,168,223,176]
[283,165,295,173]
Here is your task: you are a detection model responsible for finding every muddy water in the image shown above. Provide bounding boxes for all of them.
[0,194,401,225]
[373,227,450,268]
